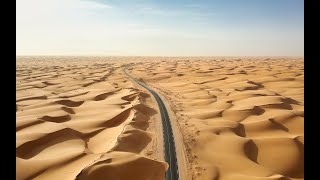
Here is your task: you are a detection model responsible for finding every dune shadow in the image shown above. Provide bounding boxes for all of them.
[244,140,258,163]
[282,97,301,105]
[112,130,152,154]
[16,128,83,159]
[269,118,289,132]
[40,114,71,123]
[94,92,115,101]
[234,123,246,137]
[16,95,47,102]
[134,104,157,116]
[262,103,293,110]
[252,106,265,116]
[129,112,151,131]
[99,108,133,128]
[56,100,84,107]
[121,93,139,101]
[61,106,75,114]
[16,120,44,132]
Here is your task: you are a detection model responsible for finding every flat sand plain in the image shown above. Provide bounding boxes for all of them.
[17,56,304,180]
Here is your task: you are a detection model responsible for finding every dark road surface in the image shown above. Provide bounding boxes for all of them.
[124,68,179,180]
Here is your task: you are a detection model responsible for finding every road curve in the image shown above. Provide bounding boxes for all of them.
[124,68,179,180]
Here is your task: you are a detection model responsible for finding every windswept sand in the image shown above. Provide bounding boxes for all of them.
[129,57,304,180]
[17,56,304,180]
[16,57,167,180]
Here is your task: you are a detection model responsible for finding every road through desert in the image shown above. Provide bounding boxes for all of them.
[16,56,303,180]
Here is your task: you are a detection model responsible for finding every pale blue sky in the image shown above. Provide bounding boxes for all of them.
[16,0,304,56]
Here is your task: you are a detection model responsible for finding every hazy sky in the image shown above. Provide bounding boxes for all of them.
[16,0,304,56]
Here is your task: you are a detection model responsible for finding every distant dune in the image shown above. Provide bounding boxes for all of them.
[16,57,167,180]
[16,56,303,180]
[129,57,304,180]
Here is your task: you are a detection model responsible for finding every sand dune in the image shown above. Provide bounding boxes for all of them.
[16,57,167,180]
[129,57,304,180]
[17,56,303,180]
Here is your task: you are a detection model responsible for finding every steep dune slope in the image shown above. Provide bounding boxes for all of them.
[130,57,304,180]
[16,57,167,180]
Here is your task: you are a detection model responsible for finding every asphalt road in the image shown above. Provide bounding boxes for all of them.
[124,68,179,180]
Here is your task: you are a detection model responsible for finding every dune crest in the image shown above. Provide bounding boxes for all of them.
[16,57,167,180]
[17,57,304,180]
[129,57,304,180]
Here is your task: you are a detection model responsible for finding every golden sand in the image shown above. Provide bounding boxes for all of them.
[16,56,304,180]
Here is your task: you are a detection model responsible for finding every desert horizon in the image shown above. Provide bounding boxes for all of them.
[17,55,304,58]
[17,0,304,179]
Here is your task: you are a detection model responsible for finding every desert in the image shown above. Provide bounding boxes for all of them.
[16,56,303,180]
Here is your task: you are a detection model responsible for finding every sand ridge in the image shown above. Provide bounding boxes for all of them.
[129,57,304,180]
[16,56,304,180]
[16,57,168,180]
